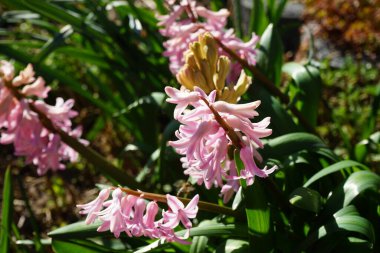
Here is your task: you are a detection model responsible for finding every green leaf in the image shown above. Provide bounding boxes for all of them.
[261,132,334,160]
[232,187,243,210]
[244,180,272,252]
[171,223,248,238]
[249,0,269,36]
[115,92,166,153]
[134,223,248,253]
[1,0,105,41]
[52,239,120,253]
[0,167,13,253]
[304,160,368,187]
[215,239,250,253]
[34,24,74,63]
[249,86,299,137]
[54,47,111,69]
[190,235,209,253]
[335,236,374,253]
[256,24,283,86]
[289,187,322,213]
[16,239,52,246]
[190,220,213,253]
[283,62,322,127]
[50,220,247,243]
[300,208,375,251]
[48,221,102,239]
[232,0,242,38]
[324,171,380,214]
[333,205,360,217]
[267,0,288,24]
[354,131,380,162]
[2,10,40,20]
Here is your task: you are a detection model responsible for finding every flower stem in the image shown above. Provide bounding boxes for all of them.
[199,96,242,149]
[117,187,242,218]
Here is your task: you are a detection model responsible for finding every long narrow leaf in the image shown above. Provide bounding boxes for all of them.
[283,62,322,127]
[249,0,269,36]
[134,223,248,253]
[1,0,105,41]
[243,180,272,252]
[324,171,380,214]
[34,25,74,63]
[300,214,375,250]
[0,167,13,253]
[304,160,368,187]
[261,132,333,160]
[52,239,120,253]
[256,24,283,86]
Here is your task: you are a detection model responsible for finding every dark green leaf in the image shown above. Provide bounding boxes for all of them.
[300,212,375,251]
[48,221,102,239]
[0,167,13,253]
[261,132,333,160]
[324,171,380,214]
[52,239,121,253]
[189,220,214,253]
[232,0,242,38]
[304,160,368,187]
[116,92,165,153]
[256,24,283,86]
[250,86,299,136]
[34,24,74,63]
[1,0,105,41]
[283,62,322,127]
[289,187,322,213]
[134,223,248,253]
[244,180,272,252]
[270,0,287,24]
[215,239,250,253]
[249,0,269,36]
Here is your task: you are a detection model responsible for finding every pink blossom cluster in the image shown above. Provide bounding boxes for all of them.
[165,86,277,203]
[77,188,199,244]
[158,0,259,81]
[0,60,87,175]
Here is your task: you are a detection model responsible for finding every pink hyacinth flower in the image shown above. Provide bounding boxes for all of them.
[158,0,259,82]
[96,188,127,238]
[76,188,111,224]
[162,194,199,229]
[0,60,87,175]
[77,188,200,244]
[165,86,277,202]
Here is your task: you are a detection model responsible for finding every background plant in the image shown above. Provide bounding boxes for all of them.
[0,0,379,253]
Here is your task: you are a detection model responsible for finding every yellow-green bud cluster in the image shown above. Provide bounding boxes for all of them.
[176,33,251,103]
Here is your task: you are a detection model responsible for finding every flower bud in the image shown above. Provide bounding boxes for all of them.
[215,56,230,91]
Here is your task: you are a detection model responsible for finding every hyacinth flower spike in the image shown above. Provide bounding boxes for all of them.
[77,188,200,243]
[158,0,259,83]
[0,60,87,175]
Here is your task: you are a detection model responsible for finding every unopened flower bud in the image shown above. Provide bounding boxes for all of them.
[215,56,230,91]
